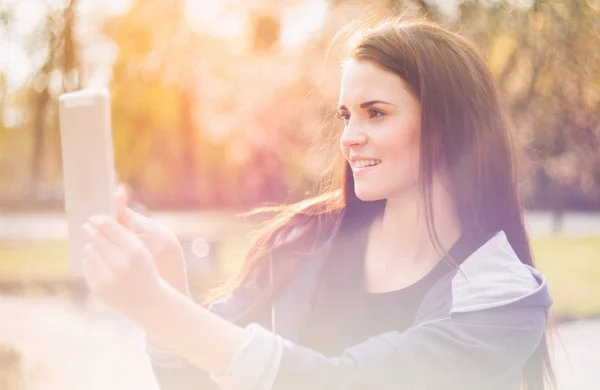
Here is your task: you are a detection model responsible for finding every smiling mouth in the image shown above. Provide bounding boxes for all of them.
[352,159,381,173]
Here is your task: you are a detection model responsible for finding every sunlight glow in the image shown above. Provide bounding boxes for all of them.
[191,237,211,258]
[185,0,246,37]
[184,0,328,47]
[280,0,327,48]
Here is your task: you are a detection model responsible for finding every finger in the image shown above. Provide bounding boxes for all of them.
[82,222,125,269]
[116,184,128,206]
[115,186,132,229]
[89,215,140,250]
[81,244,111,290]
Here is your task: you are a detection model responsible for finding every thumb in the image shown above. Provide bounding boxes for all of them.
[115,185,130,226]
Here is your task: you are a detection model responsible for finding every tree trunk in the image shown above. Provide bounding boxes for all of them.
[178,90,198,207]
[29,88,49,201]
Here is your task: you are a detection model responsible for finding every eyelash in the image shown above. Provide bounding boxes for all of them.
[336,108,386,122]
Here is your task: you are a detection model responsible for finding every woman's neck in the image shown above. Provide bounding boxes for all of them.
[373,178,462,266]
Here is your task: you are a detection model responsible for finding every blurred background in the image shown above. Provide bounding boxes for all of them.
[0,0,599,389]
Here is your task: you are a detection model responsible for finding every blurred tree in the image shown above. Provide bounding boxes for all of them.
[0,0,79,209]
[29,0,79,204]
[104,0,326,208]
[251,14,280,52]
[389,0,600,210]
[1,0,598,211]
[456,0,600,210]
[104,0,199,207]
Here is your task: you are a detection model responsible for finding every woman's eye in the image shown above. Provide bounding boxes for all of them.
[337,112,350,122]
[368,108,386,118]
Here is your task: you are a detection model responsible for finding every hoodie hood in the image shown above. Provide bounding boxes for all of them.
[415,231,552,326]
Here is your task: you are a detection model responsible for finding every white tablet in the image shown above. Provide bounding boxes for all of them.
[58,89,117,274]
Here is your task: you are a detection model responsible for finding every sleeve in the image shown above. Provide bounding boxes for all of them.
[146,284,273,390]
[212,304,548,390]
[147,224,311,390]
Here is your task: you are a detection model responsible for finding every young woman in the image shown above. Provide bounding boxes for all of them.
[81,19,553,390]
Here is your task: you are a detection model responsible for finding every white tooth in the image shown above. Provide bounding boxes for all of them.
[369,160,376,166]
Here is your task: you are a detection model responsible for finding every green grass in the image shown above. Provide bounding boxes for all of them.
[0,240,71,280]
[532,236,600,320]
[1,236,599,320]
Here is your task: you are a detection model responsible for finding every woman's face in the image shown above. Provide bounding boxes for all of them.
[339,60,422,202]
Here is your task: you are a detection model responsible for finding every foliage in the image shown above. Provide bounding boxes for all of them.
[0,0,598,210]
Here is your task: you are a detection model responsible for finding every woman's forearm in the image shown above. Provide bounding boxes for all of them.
[80,215,252,377]
[135,282,252,376]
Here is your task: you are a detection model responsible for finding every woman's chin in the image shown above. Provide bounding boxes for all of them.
[354,188,386,202]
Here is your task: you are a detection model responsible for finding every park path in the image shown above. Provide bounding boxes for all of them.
[2,211,600,240]
[0,297,598,390]
[0,297,158,390]
[552,319,600,389]
[1,211,599,388]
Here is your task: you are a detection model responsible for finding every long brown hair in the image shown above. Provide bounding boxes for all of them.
[206,18,553,390]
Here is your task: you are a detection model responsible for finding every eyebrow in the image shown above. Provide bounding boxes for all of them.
[337,100,396,111]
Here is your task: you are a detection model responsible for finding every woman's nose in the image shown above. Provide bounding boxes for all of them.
[340,126,367,148]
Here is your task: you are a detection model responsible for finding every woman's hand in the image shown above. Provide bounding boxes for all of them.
[81,215,169,321]
[115,186,191,298]
[81,215,251,369]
